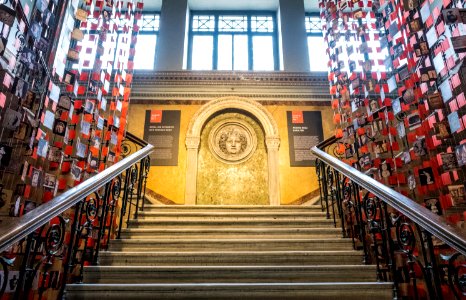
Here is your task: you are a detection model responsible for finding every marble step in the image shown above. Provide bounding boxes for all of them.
[82,265,379,284]
[128,218,334,228]
[66,282,393,300]
[108,238,353,252]
[99,250,364,266]
[137,211,327,219]
[119,227,342,239]
[142,204,323,212]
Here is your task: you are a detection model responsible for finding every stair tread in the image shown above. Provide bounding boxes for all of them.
[143,205,322,209]
[121,227,341,233]
[85,265,377,271]
[101,250,361,255]
[112,238,350,242]
[68,282,393,288]
[72,204,390,299]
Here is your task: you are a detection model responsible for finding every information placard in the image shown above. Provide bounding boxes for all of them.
[287,111,324,167]
[143,110,181,166]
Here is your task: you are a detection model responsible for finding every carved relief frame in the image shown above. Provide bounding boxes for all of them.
[185,96,281,205]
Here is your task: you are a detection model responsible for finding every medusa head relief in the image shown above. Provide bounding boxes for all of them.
[209,119,257,164]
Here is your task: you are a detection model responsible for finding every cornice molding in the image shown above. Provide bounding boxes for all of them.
[132,70,329,87]
[130,71,331,104]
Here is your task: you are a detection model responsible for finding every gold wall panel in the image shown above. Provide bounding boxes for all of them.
[127,103,333,205]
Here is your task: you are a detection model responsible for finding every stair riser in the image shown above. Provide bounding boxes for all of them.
[66,285,393,300]
[108,241,353,252]
[83,270,377,284]
[142,206,323,212]
[119,228,343,239]
[128,221,334,228]
[120,233,342,239]
[99,253,364,266]
[138,213,327,219]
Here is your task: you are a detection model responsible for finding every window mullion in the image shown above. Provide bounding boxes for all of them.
[213,14,219,70]
[247,15,253,70]
[231,34,235,71]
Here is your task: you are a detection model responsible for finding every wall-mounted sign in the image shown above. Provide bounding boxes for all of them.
[287,111,324,167]
[144,110,181,166]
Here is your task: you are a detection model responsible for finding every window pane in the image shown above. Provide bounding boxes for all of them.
[308,36,328,71]
[192,35,213,70]
[219,16,247,32]
[234,35,248,70]
[252,36,274,70]
[305,16,322,35]
[218,35,232,70]
[137,14,160,32]
[192,15,215,32]
[134,34,157,70]
[251,16,274,32]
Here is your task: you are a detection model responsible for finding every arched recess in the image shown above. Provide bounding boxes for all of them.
[185,96,281,205]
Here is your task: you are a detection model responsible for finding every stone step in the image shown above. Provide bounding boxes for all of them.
[82,265,378,284]
[119,227,343,239]
[108,238,353,252]
[99,250,364,266]
[137,211,327,219]
[128,218,334,228]
[66,282,393,300]
[142,205,323,212]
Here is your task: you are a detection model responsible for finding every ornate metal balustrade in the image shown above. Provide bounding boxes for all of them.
[0,139,153,299]
[312,137,466,300]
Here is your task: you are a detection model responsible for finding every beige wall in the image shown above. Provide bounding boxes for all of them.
[127,102,333,205]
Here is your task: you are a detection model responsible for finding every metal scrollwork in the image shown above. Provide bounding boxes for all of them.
[44,217,67,256]
[326,166,334,186]
[130,165,138,185]
[112,176,122,200]
[142,156,150,176]
[441,252,466,300]
[85,196,99,222]
[0,257,15,298]
[316,159,321,177]
[364,197,377,220]
[121,141,133,157]
[396,221,416,254]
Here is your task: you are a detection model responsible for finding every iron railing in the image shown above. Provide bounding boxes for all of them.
[0,141,153,299]
[312,136,466,300]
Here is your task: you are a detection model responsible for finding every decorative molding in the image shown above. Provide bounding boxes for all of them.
[129,70,331,103]
[132,70,329,86]
[130,99,331,106]
[185,96,281,205]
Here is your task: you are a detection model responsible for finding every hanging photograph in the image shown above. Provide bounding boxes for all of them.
[58,95,71,109]
[53,120,67,136]
[455,143,466,166]
[3,108,22,130]
[448,185,466,206]
[0,144,12,167]
[31,167,42,187]
[43,173,56,189]
[440,152,457,171]
[419,167,435,185]
[424,198,442,215]
[37,139,49,158]
[13,77,29,99]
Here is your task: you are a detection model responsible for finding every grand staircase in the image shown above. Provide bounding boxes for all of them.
[66,205,393,299]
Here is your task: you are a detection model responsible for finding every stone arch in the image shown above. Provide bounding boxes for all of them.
[185,96,280,205]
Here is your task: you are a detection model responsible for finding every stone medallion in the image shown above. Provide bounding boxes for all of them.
[208,119,257,164]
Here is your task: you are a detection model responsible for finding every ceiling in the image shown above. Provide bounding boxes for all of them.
[142,0,319,12]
